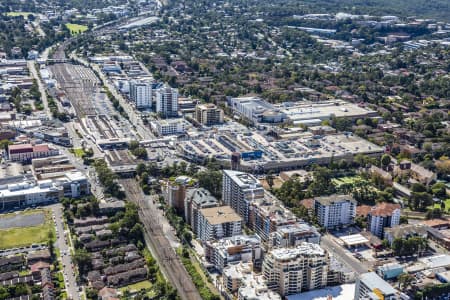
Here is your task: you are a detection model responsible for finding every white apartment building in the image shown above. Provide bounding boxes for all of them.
[367,202,401,238]
[354,272,398,300]
[151,118,185,136]
[129,80,152,109]
[222,170,264,225]
[205,235,262,272]
[262,243,329,296]
[314,195,356,229]
[156,87,178,117]
[197,206,242,242]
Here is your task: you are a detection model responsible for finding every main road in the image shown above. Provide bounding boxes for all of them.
[321,234,368,275]
[28,60,52,119]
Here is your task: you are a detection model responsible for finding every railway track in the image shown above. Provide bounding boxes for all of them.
[120,179,201,300]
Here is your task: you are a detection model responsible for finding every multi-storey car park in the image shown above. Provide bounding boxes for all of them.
[177,131,384,172]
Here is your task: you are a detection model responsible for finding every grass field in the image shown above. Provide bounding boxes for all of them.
[332,176,362,186]
[65,23,88,35]
[119,280,152,292]
[70,148,86,158]
[6,12,34,18]
[0,209,54,249]
[429,199,450,211]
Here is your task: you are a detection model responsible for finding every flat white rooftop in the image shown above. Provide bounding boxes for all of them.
[340,233,369,246]
[287,284,356,300]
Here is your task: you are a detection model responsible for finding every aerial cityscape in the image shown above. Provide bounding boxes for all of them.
[0,0,449,299]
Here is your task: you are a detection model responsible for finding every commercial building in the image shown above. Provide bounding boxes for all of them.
[367,202,401,238]
[314,195,356,229]
[184,188,219,233]
[129,80,152,109]
[155,87,178,117]
[177,131,383,172]
[222,170,264,225]
[197,206,242,242]
[195,103,224,126]
[354,272,398,300]
[8,144,59,163]
[229,97,286,124]
[222,262,281,300]
[151,118,185,136]
[205,235,262,272]
[0,171,89,210]
[263,243,330,296]
[377,263,404,280]
[277,99,377,126]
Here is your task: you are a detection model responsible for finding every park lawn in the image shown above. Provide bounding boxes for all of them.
[0,209,54,249]
[6,12,33,18]
[71,148,85,158]
[119,280,152,293]
[332,176,362,186]
[429,198,450,211]
[65,23,88,35]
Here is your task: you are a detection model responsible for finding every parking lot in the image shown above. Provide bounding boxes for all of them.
[0,211,45,229]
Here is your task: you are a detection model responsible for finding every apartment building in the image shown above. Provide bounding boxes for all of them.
[314,195,356,229]
[262,243,329,296]
[8,144,59,163]
[248,195,297,241]
[195,103,224,126]
[205,235,262,272]
[354,272,398,300]
[269,222,321,248]
[222,262,281,300]
[197,206,242,242]
[155,87,178,117]
[163,176,194,215]
[184,188,219,233]
[151,118,185,136]
[129,80,152,109]
[222,170,264,225]
[367,202,401,238]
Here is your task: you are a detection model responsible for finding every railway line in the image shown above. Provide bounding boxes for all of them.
[120,179,201,300]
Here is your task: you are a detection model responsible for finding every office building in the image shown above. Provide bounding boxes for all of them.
[156,87,178,117]
[222,170,264,225]
[184,188,219,233]
[197,206,242,242]
[129,80,152,109]
[195,103,224,126]
[314,195,356,229]
[354,272,398,300]
[367,202,401,238]
[263,243,329,296]
[229,97,286,124]
[205,235,262,272]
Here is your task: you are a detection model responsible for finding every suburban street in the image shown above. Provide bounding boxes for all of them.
[51,204,81,300]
